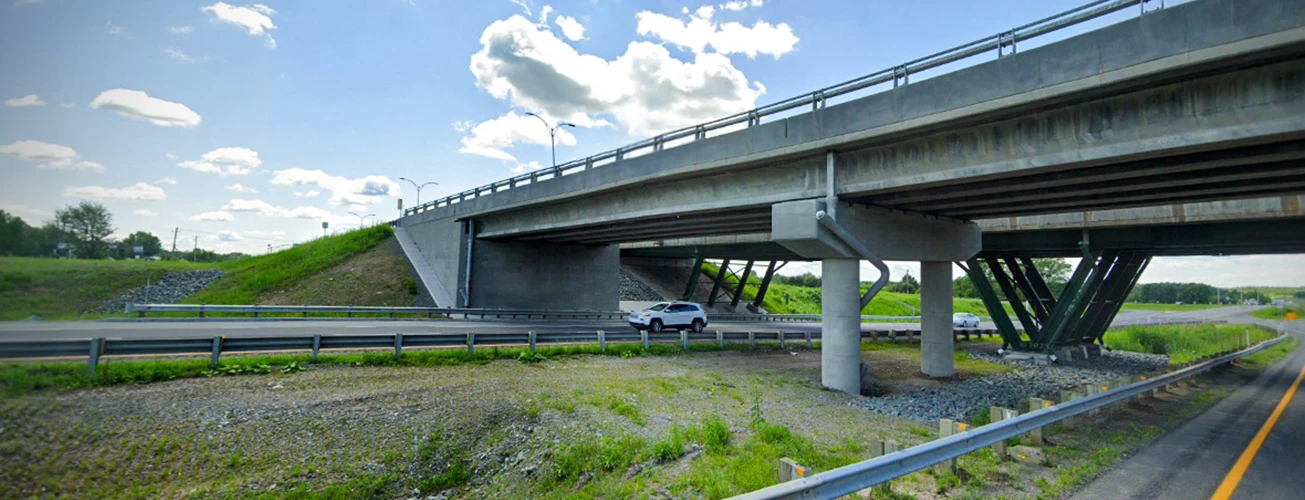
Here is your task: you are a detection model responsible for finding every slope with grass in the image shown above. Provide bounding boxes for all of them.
[183,225,398,305]
[0,257,214,320]
[1250,304,1303,320]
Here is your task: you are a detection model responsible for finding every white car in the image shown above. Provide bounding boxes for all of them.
[953,312,981,328]
[628,302,708,333]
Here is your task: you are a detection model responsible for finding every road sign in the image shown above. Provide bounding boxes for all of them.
[321,222,328,229]
[397,198,404,210]
[133,245,144,255]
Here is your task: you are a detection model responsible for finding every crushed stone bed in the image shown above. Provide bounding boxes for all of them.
[92,269,225,313]
[853,346,1169,422]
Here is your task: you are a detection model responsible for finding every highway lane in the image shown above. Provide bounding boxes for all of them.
[1070,316,1303,500]
[0,307,1257,341]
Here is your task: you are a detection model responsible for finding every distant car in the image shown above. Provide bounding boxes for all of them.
[628,302,708,333]
[952,312,980,328]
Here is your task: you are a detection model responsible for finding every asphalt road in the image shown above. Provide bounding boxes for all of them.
[0,306,1259,341]
[1071,316,1304,500]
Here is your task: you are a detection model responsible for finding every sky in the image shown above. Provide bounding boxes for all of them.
[1,0,1301,286]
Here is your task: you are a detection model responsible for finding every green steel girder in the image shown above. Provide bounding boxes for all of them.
[1019,256,1059,318]
[1088,256,1151,345]
[985,255,1042,337]
[1041,249,1118,351]
[731,260,755,308]
[752,261,784,309]
[707,258,730,307]
[679,255,706,301]
[1072,253,1145,345]
[963,259,1027,350]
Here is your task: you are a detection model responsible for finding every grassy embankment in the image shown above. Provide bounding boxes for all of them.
[1118,302,1230,312]
[1250,304,1303,320]
[700,262,998,316]
[0,225,401,321]
[0,258,214,320]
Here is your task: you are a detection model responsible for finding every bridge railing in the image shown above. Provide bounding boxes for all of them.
[405,0,1150,217]
[0,328,1007,372]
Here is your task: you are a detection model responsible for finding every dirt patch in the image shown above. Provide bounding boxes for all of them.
[259,236,418,306]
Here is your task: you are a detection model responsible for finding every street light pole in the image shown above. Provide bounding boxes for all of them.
[399,177,439,206]
[525,112,576,168]
[348,211,376,228]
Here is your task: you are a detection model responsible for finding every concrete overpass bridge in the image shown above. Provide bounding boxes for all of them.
[399,0,1305,393]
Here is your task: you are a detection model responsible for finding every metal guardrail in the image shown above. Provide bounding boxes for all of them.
[0,327,1009,371]
[405,0,1151,217]
[731,330,1288,500]
[124,303,629,320]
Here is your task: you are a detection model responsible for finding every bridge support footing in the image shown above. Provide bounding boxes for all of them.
[821,258,861,394]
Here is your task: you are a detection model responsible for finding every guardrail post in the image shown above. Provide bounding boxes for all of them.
[779,331,786,350]
[1027,398,1052,445]
[778,457,811,483]
[717,330,724,350]
[873,440,900,494]
[990,407,1019,457]
[210,336,222,367]
[529,331,537,354]
[312,335,321,361]
[395,333,404,359]
[88,337,105,374]
[200,304,206,319]
[748,331,756,349]
[642,330,649,350]
[253,310,259,319]
[936,419,969,473]
[599,330,607,352]
[805,331,812,349]
[467,333,475,356]
[681,330,688,350]
[1059,390,1083,429]
[1087,383,1106,416]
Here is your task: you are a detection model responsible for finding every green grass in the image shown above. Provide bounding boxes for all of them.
[0,257,214,320]
[1119,303,1230,312]
[1251,305,1303,320]
[705,263,998,316]
[185,225,394,305]
[1103,323,1277,365]
[1236,336,1300,369]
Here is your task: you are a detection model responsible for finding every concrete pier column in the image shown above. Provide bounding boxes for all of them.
[921,261,955,377]
[821,258,861,393]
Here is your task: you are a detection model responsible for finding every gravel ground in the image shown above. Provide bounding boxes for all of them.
[620,267,665,301]
[91,268,225,313]
[854,345,1170,422]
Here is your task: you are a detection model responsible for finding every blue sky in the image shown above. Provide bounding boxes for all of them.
[1,0,1301,286]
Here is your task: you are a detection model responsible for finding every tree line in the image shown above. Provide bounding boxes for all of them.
[0,202,247,262]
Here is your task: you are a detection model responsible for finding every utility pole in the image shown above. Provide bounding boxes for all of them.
[192,236,198,263]
[525,112,576,167]
[171,228,179,256]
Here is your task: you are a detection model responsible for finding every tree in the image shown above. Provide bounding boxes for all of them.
[54,201,115,259]
[0,210,31,256]
[1032,258,1072,296]
[121,231,163,257]
[1177,283,1214,304]
[888,272,920,294]
[1295,290,1305,299]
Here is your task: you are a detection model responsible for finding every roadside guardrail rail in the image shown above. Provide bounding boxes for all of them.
[729,326,1287,500]
[0,327,1010,372]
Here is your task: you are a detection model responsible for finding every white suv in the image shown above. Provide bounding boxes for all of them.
[952,312,981,328]
[628,302,708,333]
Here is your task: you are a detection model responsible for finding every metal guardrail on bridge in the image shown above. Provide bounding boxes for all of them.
[405,0,1154,216]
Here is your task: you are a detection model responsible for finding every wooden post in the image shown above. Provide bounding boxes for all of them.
[936,419,969,473]
[990,407,1019,457]
[1027,398,1053,445]
[529,331,537,354]
[312,335,321,361]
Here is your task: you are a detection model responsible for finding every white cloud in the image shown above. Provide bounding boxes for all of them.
[244,230,288,239]
[510,0,531,16]
[4,94,45,107]
[695,5,715,19]
[636,8,798,59]
[106,21,125,36]
[59,102,75,108]
[155,177,178,185]
[226,183,258,193]
[720,0,763,11]
[468,14,766,141]
[0,140,105,172]
[133,209,158,216]
[191,211,235,221]
[165,152,177,159]
[537,5,553,25]
[64,182,166,201]
[510,160,543,175]
[164,47,200,63]
[457,112,583,161]
[292,189,320,197]
[0,203,52,221]
[178,147,263,176]
[555,15,585,41]
[214,230,243,242]
[223,199,331,219]
[269,168,399,206]
[90,88,202,128]
[14,0,43,7]
[169,25,194,34]
[202,2,278,48]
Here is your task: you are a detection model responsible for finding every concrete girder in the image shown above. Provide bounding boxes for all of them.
[561,218,772,245]
[952,180,1305,219]
[771,199,980,262]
